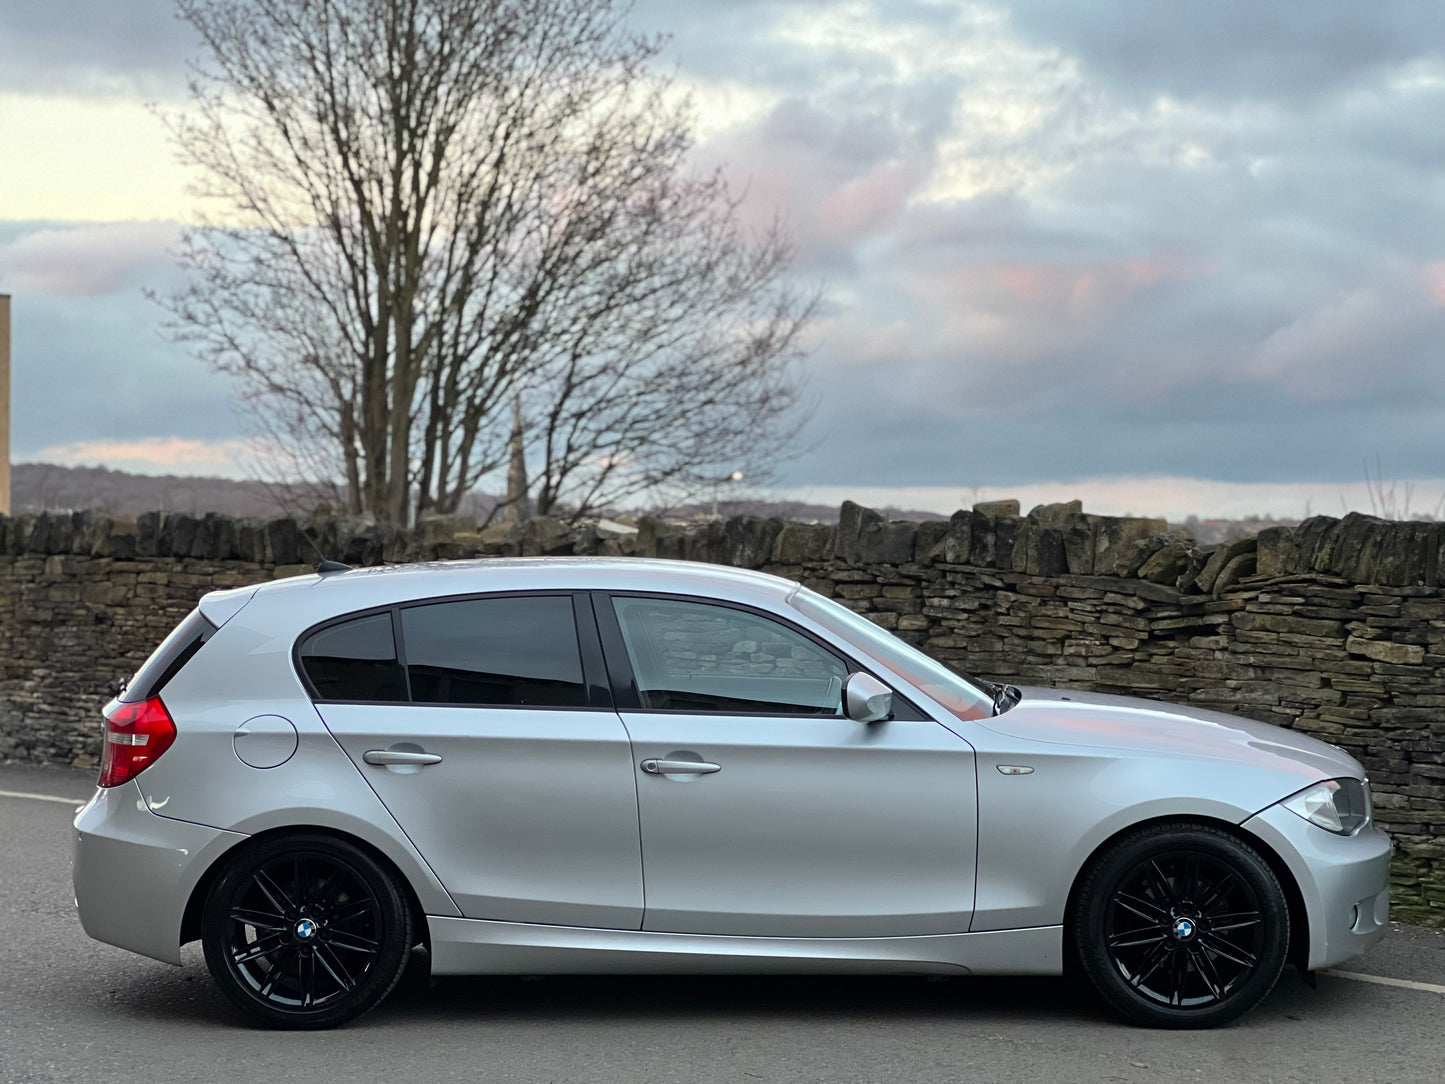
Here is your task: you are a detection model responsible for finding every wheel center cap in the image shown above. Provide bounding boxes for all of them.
[295,918,318,941]
[1172,917,1196,942]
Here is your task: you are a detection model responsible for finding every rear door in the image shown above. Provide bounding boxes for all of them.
[303,592,644,930]
[599,592,978,938]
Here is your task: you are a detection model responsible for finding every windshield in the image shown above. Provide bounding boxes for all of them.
[790,588,996,723]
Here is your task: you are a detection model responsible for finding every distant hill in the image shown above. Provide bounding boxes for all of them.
[9,462,954,524]
[669,498,948,524]
[11,462,326,519]
[21,462,1302,533]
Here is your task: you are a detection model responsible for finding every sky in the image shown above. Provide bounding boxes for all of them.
[1,0,1443,520]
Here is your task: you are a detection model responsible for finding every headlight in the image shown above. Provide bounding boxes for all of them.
[1281,778,1371,835]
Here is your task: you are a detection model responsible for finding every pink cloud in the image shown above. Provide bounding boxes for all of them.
[29,437,263,478]
[0,222,179,296]
[697,99,929,260]
[1252,289,1386,380]
[901,251,1207,363]
[1244,270,1442,399]
[1425,261,1445,307]
[815,158,924,245]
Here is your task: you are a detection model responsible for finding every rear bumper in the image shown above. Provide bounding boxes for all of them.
[72,783,246,965]
[1241,803,1392,971]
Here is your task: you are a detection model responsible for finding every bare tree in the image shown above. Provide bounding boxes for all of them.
[518,186,812,521]
[161,0,810,525]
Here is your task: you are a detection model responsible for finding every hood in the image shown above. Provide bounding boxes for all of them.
[975,686,1362,784]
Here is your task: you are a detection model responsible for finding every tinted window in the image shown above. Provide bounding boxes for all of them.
[400,596,585,707]
[122,608,217,702]
[611,597,848,714]
[791,588,994,723]
[300,612,407,702]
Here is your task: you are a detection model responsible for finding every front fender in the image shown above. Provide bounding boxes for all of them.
[968,742,1315,932]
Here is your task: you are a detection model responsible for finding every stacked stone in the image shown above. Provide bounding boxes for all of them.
[2,500,1443,923]
[748,503,1443,926]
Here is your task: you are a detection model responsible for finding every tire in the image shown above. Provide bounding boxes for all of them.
[1072,822,1289,1029]
[202,833,413,1029]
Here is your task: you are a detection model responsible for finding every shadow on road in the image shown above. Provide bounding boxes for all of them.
[88,945,1360,1033]
[389,969,1100,1027]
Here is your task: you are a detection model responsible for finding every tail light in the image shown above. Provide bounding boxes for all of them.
[99,696,177,787]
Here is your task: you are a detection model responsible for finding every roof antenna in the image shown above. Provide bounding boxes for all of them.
[294,520,350,575]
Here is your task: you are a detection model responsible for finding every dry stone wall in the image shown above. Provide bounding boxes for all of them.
[2,502,1443,924]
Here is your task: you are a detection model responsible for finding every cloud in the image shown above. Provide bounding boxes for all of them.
[0,0,199,96]
[0,92,203,222]
[0,222,181,295]
[699,99,932,269]
[5,271,238,459]
[1250,284,1419,387]
[1427,262,1445,306]
[29,437,260,478]
[2,1,1443,514]
[1002,0,1445,102]
[673,4,1445,493]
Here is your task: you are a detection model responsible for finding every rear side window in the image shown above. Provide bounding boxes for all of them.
[299,613,408,702]
[121,608,218,703]
[400,596,586,707]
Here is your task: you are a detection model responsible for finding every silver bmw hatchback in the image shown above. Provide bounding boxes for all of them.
[73,558,1391,1029]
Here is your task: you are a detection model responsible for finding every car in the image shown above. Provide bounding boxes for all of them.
[73,557,1391,1029]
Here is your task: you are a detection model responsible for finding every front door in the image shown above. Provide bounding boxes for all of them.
[601,593,978,938]
[304,593,643,930]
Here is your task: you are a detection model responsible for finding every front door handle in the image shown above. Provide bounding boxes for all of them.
[363,749,443,766]
[640,758,721,775]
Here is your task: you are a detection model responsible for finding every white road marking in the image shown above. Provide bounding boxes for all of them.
[0,788,88,806]
[1323,969,1445,995]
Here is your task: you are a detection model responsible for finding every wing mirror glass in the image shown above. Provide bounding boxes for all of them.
[844,672,893,723]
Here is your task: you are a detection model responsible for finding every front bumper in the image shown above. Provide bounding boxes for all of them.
[72,782,246,965]
[1242,802,1392,971]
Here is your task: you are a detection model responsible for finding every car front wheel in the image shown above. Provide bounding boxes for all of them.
[1073,822,1290,1028]
[201,833,413,1029]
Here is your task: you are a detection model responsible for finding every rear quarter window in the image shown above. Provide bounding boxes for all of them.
[299,612,408,702]
[121,609,218,702]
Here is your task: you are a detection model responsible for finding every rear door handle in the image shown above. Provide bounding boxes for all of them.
[363,749,443,766]
[640,758,721,775]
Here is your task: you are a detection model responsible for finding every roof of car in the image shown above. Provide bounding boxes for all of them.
[203,557,802,628]
[310,556,795,591]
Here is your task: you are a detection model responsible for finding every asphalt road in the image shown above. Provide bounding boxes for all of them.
[3,763,1444,1084]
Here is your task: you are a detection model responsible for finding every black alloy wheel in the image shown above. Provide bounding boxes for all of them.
[202,834,413,1029]
[1073,822,1289,1028]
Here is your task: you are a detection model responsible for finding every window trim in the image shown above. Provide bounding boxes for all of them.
[592,590,927,721]
[295,608,409,704]
[293,590,614,710]
[120,608,218,703]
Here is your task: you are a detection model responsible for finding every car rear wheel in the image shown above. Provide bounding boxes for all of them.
[201,834,413,1029]
[1073,822,1289,1028]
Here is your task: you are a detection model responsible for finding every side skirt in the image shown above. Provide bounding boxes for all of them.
[428,917,1063,977]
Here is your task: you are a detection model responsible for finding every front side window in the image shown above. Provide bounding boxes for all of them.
[400,595,586,707]
[611,596,848,714]
[299,612,407,702]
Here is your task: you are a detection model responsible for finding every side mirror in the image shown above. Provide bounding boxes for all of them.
[844,672,893,723]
